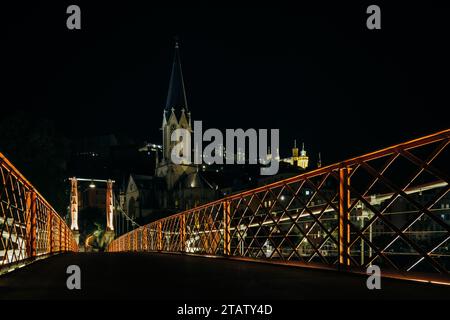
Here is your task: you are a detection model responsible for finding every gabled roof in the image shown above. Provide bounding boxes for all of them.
[129,174,163,190]
[175,171,215,191]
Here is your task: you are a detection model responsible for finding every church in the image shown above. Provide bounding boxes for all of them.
[124,41,218,221]
[155,41,220,210]
[123,41,317,223]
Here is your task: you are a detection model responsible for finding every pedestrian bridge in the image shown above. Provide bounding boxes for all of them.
[1,129,450,299]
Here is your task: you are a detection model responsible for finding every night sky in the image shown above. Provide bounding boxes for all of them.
[4,1,449,165]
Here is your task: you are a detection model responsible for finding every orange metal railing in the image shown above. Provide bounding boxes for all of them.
[0,152,78,271]
[108,129,450,280]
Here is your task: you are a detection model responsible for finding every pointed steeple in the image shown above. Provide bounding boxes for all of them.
[301,142,307,157]
[165,40,188,116]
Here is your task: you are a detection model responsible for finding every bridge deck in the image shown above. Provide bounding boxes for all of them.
[0,253,449,300]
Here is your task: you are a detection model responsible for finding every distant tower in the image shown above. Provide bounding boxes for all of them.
[161,40,191,161]
[298,142,309,169]
[292,140,299,166]
[317,152,322,168]
[156,40,196,189]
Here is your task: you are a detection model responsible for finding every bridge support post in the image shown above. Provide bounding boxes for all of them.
[106,179,114,231]
[180,215,186,253]
[69,178,80,247]
[339,167,351,269]
[69,178,79,231]
[103,179,116,248]
[72,230,80,246]
[223,201,231,256]
[26,191,37,258]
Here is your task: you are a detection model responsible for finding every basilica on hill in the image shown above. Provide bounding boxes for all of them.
[122,41,317,224]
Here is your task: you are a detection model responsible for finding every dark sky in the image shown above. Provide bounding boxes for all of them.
[4,1,449,165]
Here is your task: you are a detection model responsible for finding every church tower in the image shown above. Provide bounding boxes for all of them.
[317,152,322,168]
[298,143,309,169]
[156,41,196,189]
[292,140,299,165]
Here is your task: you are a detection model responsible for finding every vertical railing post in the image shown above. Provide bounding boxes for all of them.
[339,167,351,269]
[66,227,69,251]
[150,225,154,251]
[223,201,231,256]
[48,213,53,254]
[157,221,163,251]
[62,225,65,251]
[134,230,138,252]
[59,218,62,252]
[180,215,186,253]
[26,191,37,258]
[143,227,148,252]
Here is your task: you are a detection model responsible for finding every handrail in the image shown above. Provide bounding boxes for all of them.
[0,151,78,271]
[107,129,450,282]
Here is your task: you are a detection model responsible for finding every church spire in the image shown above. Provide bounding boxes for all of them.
[301,142,307,157]
[165,39,188,115]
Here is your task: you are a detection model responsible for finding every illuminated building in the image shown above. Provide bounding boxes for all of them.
[281,140,309,170]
